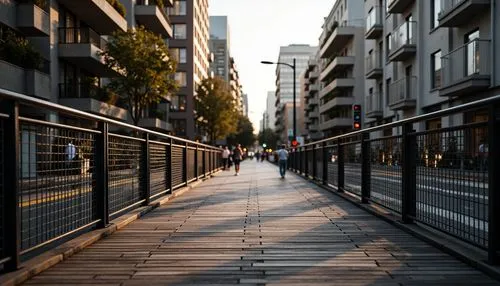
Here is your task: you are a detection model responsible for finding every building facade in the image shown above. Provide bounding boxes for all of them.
[0,0,174,131]
[168,0,210,139]
[318,0,365,138]
[302,52,322,141]
[264,91,276,130]
[208,16,230,81]
[363,0,500,140]
[274,44,317,143]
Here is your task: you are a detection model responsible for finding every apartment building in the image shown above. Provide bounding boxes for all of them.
[274,44,316,143]
[302,53,322,141]
[0,0,174,131]
[208,16,230,81]
[242,93,248,116]
[318,0,365,138]
[364,0,500,136]
[264,91,276,130]
[168,0,210,139]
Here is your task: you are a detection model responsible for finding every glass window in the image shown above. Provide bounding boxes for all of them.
[175,72,187,87]
[466,30,480,76]
[173,24,187,39]
[169,0,186,15]
[431,0,440,29]
[431,50,441,89]
[170,119,186,136]
[170,95,186,111]
[386,34,391,57]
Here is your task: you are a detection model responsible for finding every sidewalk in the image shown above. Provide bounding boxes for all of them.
[20,161,499,285]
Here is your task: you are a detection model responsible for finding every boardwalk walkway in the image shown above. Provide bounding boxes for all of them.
[23,161,499,285]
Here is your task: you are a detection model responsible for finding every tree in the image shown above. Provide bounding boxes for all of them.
[227,115,255,148]
[100,26,178,126]
[258,128,279,150]
[195,77,238,143]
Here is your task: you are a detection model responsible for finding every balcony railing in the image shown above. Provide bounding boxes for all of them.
[441,39,491,88]
[439,0,473,18]
[389,76,416,106]
[365,52,382,73]
[320,19,364,48]
[366,6,383,32]
[58,27,108,50]
[389,21,416,54]
[136,0,171,23]
[366,92,382,114]
[17,0,50,12]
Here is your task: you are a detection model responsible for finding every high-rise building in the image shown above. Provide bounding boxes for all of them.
[363,0,500,139]
[303,52,322,141]
[0,0,174,131]
[168,0,210,139]
[265,91,276,130]
[209,16,230,81]
[242,93,248,116]
[274,44,317,143]
[318,0,365,137]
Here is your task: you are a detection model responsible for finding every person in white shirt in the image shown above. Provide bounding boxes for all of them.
[277,144,289,179]
[222,146,230,170]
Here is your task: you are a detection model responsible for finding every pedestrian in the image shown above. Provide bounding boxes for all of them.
[222,146,230,170]
[479,139,488,172]
[277,144,289,179]
[233,144,243,176]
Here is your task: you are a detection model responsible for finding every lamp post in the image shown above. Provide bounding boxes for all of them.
[261,58,296,142]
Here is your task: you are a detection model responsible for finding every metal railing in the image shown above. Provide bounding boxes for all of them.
[390,21,417,55]
[366,6,383,32]
[365,51,382,73]
[439,0,469,19]
[389,76,417,106]
[366,92,382,113]
[136,0,171,24]
[441,39,491,88]
[58,27,108,50]
[0,88,222,272]
[288,93,500,264]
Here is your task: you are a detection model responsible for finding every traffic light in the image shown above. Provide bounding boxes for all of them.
[353,104,361,130]
[291,140,299,147]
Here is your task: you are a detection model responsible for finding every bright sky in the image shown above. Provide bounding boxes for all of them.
[208,0,334,133]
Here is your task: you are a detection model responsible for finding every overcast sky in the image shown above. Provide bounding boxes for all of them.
[208,0,334,133]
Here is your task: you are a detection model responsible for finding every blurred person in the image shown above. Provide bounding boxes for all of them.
[222,146,230,170]
[277,144,289,179]
[233,144,243,176]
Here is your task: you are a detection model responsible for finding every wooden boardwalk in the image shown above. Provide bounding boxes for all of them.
[23,162,499,285]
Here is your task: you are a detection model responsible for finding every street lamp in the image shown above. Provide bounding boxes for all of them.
[260,59,296,142]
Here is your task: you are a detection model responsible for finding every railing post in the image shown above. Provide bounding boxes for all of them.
[168,138,173,193]
[195,145,199,180]
[203,147,206,178]
[312,144,317,180]
[322,141,328,185]
[305,147,309,177]
[184,142,188,184]
[337,140,344,192]
[2,100,20,271]
[401,122,416,224]
[488,104,500,264]
[142,133,150,205]
[361,133,371,204]
[95,121,109,229]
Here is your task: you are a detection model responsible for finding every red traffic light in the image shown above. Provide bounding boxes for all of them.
[291,140,299,147]
[354,122,361,129]
[353,104,361,111]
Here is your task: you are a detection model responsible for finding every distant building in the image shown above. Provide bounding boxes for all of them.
[265,91,276,130]
[242,93,248,116]
[209,16,230,81]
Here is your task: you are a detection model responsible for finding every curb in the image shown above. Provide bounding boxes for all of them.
[0,171,220,286]
[292,171,500,282]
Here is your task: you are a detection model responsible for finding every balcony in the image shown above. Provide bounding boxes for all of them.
[135,0,173,38]
[438,0,490,27]
[387,0,414,13]
[388,21,417,62]
[320,117,352,131]
[319,78,355,98]
[320,20,363,59]
[16,1,49,36]
[307,97,319,107]
[309,70,320,79]
[58,83,128,120]
[139,117,172,132]
[308,110,320,119]
[388,76,417,110]
[365,93,383,118]
[320,56,355,82]
[365,52,383,79]
[365,6,383,39]
[57,0,127,34]
[439,39,491,97]
[0,60,50,100]
[59,28,119,77]
[320,96,355,114]
[309,83,320,93]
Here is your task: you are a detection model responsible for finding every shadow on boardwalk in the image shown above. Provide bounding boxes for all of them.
[22,161,500,285]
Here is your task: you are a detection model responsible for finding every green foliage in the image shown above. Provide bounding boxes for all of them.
[0,30,42,69]
[106,0,126,17]
[258,128,279,150]
[227,115,255,148]
[195,77,239,143]
[100,26,178,125]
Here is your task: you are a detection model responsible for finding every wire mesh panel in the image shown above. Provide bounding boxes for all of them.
[343,142,362,195]
[187,148,196,181]
[316,145,324,181]
[415,124,488,248]
[204,151,210,174]
[171,145,184,188]
[327,144,338,187]
[149,142,167,197]
[197,150,203,177]
[369,136,403,213]
[307,148,313,177]
[108,135,144,215]
[0,118,4,262]
[18,123,96,251]
[300,149,306,174]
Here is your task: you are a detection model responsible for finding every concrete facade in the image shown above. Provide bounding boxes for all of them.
[302,52,323,141]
